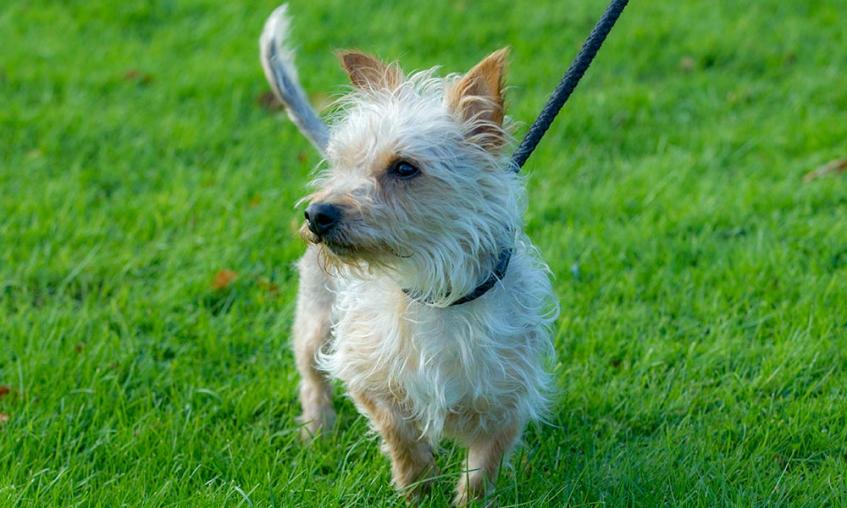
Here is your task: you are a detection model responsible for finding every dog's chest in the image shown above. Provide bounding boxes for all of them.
[325,278,494,423]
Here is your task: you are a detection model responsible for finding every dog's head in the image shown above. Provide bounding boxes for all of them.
[301,49,522,305]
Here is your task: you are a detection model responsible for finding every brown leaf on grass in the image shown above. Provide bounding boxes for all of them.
[679,56,696,73]
[804,159,847,182]
[123,69,154,85]
[0,386,9,398]
[257,91,284,112]
[249,194,262,208]
[0,413,8,425]
[74,343,85,353]
[212,270,239,290]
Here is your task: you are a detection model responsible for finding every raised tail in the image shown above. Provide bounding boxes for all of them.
[259,4,329,155]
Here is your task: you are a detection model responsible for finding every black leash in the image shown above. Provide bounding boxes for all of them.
[414,0,629,306]
[511,0,629,171]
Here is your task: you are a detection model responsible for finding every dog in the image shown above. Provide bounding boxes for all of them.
[260,4,558,504]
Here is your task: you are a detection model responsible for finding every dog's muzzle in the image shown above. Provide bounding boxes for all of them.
[304,202,342,238]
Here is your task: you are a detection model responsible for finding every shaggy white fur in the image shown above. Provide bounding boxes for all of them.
[260,5,558,505]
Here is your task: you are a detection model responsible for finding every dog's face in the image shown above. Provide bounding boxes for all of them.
[301,49,521,303]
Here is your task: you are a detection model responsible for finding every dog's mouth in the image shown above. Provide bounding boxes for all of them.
[322,239,356,257]
[299,221,359,257]
[299,221,413,264]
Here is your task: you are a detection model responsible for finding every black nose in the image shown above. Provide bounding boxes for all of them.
[305,203,342,237]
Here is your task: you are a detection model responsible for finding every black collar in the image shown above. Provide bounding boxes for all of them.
[404,248,513,306]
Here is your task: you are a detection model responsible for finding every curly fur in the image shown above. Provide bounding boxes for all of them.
[261,4,558,504]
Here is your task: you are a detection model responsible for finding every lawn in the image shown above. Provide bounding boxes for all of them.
[1,0,846,506]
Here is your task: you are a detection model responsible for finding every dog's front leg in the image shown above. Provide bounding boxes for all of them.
[292,246,336,440]
[352,391,437,501]
[454,423,521,506]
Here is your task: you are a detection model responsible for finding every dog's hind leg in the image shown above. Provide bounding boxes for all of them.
[293,245,336,439]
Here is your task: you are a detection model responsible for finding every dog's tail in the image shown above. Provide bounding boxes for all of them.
[260,4,329,155]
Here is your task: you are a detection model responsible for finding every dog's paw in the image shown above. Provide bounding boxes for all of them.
[453,475,496,507]
[400,464,439,506]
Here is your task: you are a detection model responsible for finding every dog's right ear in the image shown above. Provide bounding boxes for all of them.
[447,48,509,151]
[337,50,403,91]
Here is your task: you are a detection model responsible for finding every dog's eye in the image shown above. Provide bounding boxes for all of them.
[388,160,420,179]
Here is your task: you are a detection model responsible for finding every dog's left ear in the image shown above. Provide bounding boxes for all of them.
[338,50,403,91]
[447,48,509,151]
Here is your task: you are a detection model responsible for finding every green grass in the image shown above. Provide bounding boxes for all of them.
[1,0,846,506]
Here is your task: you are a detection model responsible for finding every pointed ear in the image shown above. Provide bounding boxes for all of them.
[337,50,403,90]
[447,48,509,150]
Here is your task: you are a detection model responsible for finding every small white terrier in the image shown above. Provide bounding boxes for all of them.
[260,5,558,504]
